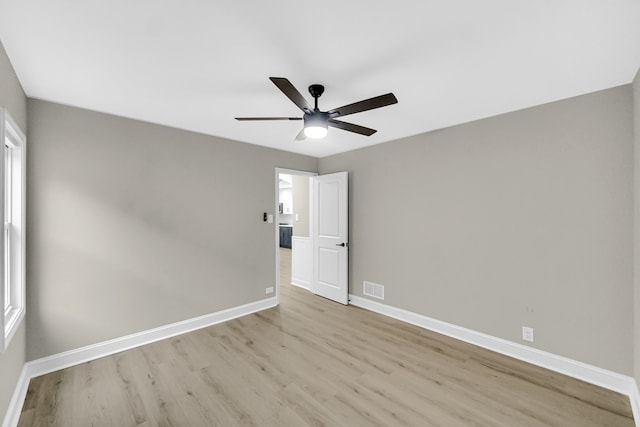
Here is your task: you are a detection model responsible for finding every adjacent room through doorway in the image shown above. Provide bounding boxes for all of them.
[277,171,313,300]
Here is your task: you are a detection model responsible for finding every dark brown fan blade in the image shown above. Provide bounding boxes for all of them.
[269,77,312,112]
[328,119,377,136]
[235,117,302,121]
[327,93,398,118]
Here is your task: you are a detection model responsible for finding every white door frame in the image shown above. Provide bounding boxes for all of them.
[274,168,317,305]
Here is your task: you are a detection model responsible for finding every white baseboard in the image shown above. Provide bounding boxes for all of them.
[349,294,639,426]
[2,297,277,427]
[1,366,28,427]
[631,380,640,427]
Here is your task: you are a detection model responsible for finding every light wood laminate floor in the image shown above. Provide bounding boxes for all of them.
[280,247,292,286]
[18,248,634,426]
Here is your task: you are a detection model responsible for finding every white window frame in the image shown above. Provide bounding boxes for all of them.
[1,108,26,353]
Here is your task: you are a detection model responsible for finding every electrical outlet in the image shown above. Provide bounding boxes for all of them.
[522,326,534,342]
[265,287,274,294]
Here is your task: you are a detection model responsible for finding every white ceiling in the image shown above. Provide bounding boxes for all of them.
[1,1,639,158]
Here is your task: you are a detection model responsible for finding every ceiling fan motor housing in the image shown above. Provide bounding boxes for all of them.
[304,110,330,127]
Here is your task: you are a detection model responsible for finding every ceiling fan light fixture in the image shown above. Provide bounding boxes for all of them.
[304,125,328,139]
[304,113,329,139]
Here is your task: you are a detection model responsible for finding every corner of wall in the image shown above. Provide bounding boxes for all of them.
[633,65,640,396]
[0,41,27,132]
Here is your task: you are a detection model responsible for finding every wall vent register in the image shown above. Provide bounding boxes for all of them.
[363,281,385,300]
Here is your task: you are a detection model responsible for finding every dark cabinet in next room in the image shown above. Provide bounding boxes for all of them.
[279,226,292,249]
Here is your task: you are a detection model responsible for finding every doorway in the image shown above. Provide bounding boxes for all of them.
[275,168,350,306]
[275,169,316,305]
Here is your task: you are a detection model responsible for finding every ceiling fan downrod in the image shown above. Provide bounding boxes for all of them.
[308,84,324,110]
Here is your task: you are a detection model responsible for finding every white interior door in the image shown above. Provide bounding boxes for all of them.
[312,171,349,305]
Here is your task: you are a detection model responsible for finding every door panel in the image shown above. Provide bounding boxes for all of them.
[319,181,340,236]
[318,248,339,286]
[313,172,348,304]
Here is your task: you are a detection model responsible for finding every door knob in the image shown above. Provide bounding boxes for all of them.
[336,242,346,247]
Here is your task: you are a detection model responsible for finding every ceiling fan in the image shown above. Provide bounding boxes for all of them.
[235,77,398,140]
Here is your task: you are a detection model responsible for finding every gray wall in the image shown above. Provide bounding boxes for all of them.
[292,175,310,237]
[0,40,27,424]
[319,85,634,375]
[634,67,640,386]
[26,100,317,360]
